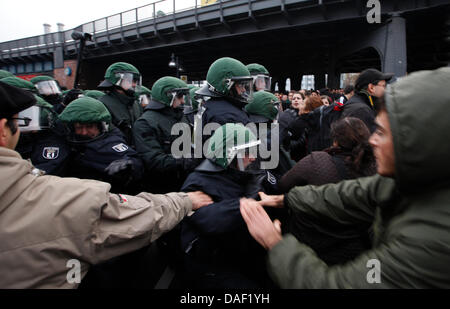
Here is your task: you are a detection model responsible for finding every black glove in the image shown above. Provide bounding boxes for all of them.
[104,159,134,177]
[245,171,279,198]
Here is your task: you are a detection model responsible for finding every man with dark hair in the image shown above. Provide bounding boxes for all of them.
[339,85,355,104]
[341,68,393,132]
[0,81,213,288]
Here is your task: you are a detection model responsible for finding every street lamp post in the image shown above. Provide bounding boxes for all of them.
[168,53,182,78]
[71,31,92,89]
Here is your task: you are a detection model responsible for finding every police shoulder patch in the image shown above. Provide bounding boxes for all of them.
[112,143,129,152]
[42,147,60,160]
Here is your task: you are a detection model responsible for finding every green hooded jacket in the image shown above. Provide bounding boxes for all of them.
[268,67,450,288]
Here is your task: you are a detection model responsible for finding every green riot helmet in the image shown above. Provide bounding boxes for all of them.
[17,97,56,132]
[1,76,55,132]
[246,63,271,92]
[207,123,261,171]
[30,75,62,96]
[245,91,280,123]
[98,62,142,96]
[0,76,35,92]
[197,57,254,105]
[59,97,112,142]
[84,90,105,100]
[149,76,190,110]
[30,75,63,106]
[0,69,14,79]
[135,86,151,108]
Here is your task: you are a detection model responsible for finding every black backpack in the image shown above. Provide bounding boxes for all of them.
[310,102,344,152]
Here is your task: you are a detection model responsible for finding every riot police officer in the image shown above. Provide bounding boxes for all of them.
[245,91,294,178]
[97,62,143,145]
[30,75,65,113]
[59,97,144,194]
[133,76,199,194]
[196,57,253,128]
[246,63,272,92]
[1,76,70,176]
[179,123,279,288]
[0,81,213,289]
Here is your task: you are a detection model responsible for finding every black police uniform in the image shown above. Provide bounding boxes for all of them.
[99,90,142,146]
[202,98,250,127]
[66,127,143,194]
[178,160,280,289]
[16,130,71,176]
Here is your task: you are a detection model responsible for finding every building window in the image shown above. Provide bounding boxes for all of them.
[35,62,43,72]
[26,63,34,73]
[44,61,53,71]
[8,65,16,74]
[17,64,25,73]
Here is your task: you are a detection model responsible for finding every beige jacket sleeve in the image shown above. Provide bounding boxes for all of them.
[87,191,192,265]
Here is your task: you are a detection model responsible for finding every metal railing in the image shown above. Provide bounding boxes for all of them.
[0,0,229,54]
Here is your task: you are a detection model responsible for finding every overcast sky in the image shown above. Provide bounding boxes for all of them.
[0,0,197,42]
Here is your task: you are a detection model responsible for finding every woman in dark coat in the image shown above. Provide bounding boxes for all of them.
[278,117,376,265]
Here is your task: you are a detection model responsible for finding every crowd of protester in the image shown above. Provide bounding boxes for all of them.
[0,60,449,289]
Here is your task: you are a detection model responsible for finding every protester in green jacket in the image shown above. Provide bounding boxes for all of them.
[240,67,450,288]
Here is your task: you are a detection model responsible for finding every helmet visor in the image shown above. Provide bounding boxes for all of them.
[18,105,52,132]
[253,75,272,91]
[168,88,191,108]
[35,80,61,96]
[228,77,254,103]
[67,122,108,143]
[115,72,142,92]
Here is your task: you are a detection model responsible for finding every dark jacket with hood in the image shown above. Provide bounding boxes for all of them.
[267,67,450,288]
[99,90,142,145]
